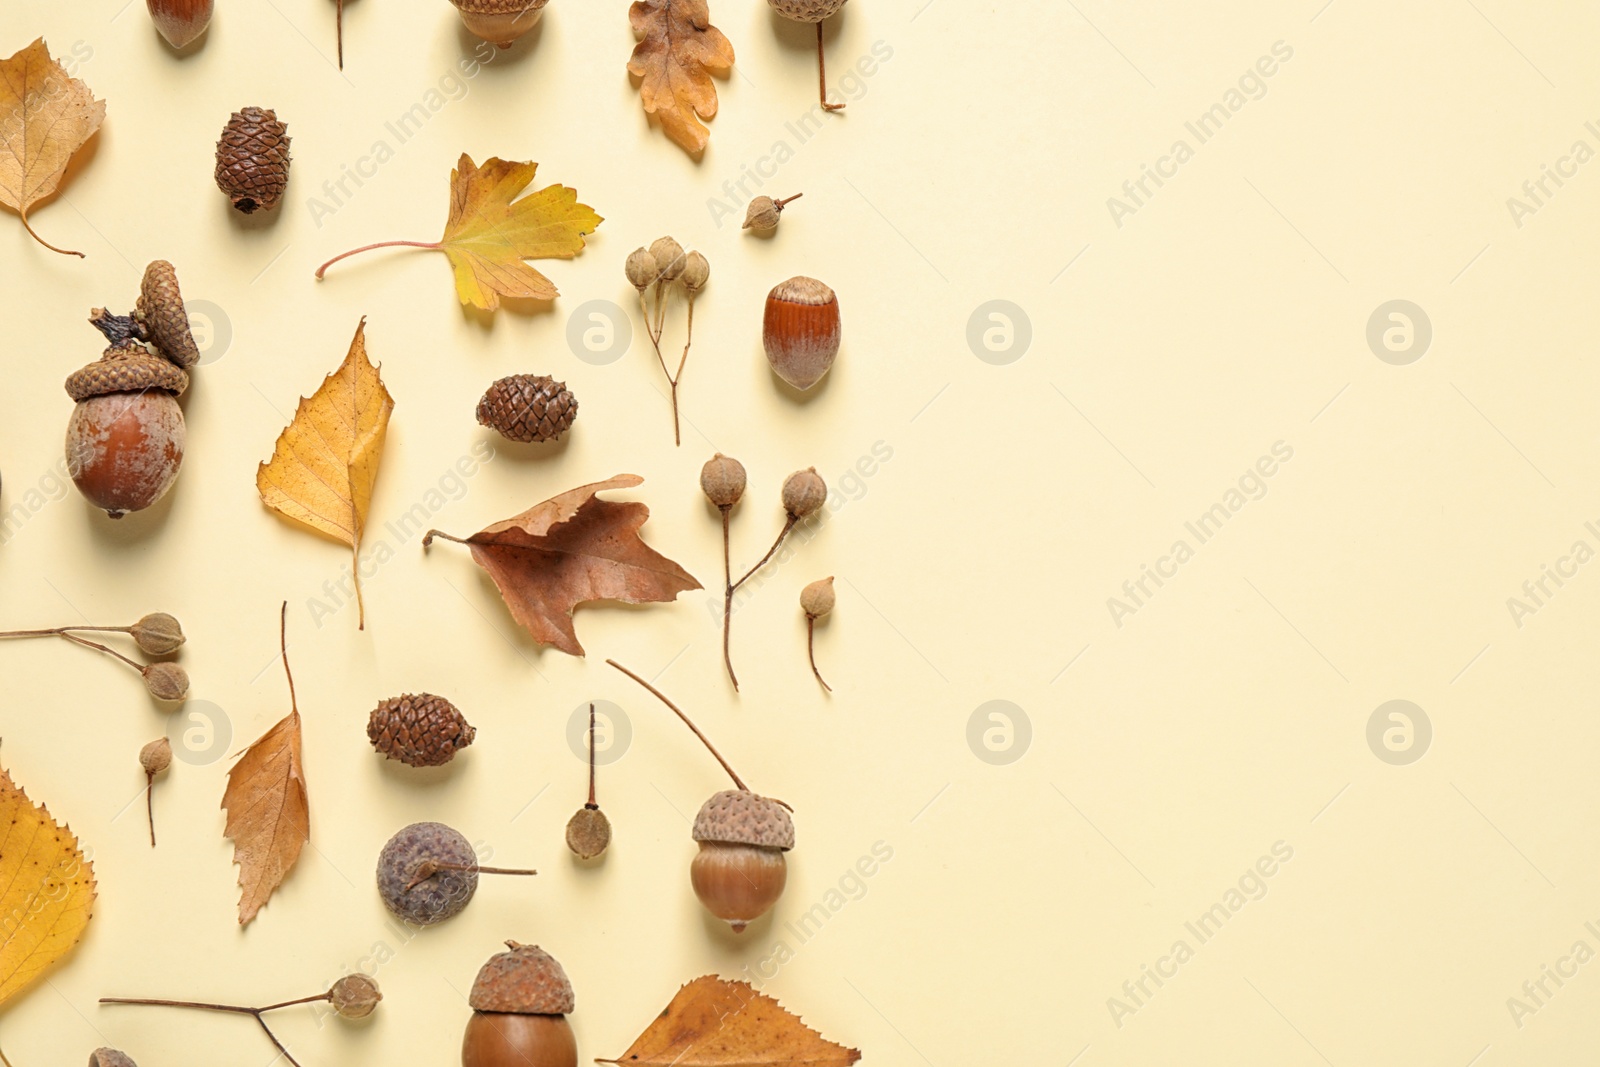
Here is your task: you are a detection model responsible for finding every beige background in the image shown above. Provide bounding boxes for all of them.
[1,0,1598,1063]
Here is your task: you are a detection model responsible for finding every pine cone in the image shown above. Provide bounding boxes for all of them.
[476,375,578,444]
[215,107,291,214]
[367,693,476,768]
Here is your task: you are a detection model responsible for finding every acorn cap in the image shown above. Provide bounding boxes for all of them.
[136,260,200,370]
[692,789,795,851]
[65,345,190,401]
[469,942,574,1015]
[453,0,548,12]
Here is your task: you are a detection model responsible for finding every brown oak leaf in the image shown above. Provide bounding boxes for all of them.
[221,604,310,925]
[424,474,700,656]
[627,0,736,156]
[598,975,862,1067]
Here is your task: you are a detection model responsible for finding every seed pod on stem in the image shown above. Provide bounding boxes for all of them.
[565,704,612,860]
[139,738,172,847]
[800,577,834,692]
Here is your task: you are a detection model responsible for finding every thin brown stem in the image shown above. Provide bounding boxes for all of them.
[586,703,598,807]
[336,0,344,68]
[406,861,537,891]
[819,23,844,111]
[146,773,157,848]
[278,602,297,714]
[421,529,467,547]
[352,542,365,631]
[56,632,143,672]
[733,515,800,591]
[720,507,737,690]
[20,208,84,257]
[775,193,805,210]
[99,995,327,1067]
[606,660,748,791]
[807,616,831,692]
[314,240,440,280]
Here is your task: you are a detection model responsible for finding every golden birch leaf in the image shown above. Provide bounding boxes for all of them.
[257,318,394,629]
[0,761,96,1008]
[0,39,106,257]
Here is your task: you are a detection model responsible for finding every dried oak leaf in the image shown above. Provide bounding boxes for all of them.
[221,605,310,926]
[257,318,394,630]
[424,474,700,656]
[0,761,95,1008]
[315,155,602,311]
[598,975,861,1067]
[0,39,106,257]
[628,0,736,156]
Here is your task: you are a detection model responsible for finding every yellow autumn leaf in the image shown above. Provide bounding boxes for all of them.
[0,761,96,1008]
[257,318,394,629]
[0,39,107,257]
[315,155,602,312]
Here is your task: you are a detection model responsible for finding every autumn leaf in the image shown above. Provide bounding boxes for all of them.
[0,760,95,1008]
[0,39,106,257]
[314,155,602,311]
[257,318,394,630]
[598,976,861,1067]
[424,474,700,656]
[628,0,736,155]
[221,604,310,926]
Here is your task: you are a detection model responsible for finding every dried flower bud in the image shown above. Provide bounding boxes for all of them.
[89,1050,137,1067]
[700,453,747,509]
[744,196,782,233]
[681,251,710,293]
[139,737,173,777]
[130,612,185,655]
[328,973,383,1019]
[801,577,835,619]
[142,661,190,702]
[625,247,659,290]
[650,236,685,282]
[781,467,827,519]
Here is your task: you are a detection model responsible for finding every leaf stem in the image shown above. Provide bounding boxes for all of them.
[19,207,85,258]
[606,660,748,791]
[352,542,365,631]
[314,240,440,280]
[278,601,297,714]
[421,529,467,547]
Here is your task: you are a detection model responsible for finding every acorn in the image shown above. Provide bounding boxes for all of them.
[608,661,796,932]
[767,0,849,111]
[452,0,550,48]
[376,822,536,926]
[146,0,212,47]
[462,943,577,1067]
[215,107,292,214]
[763,277,840,390]
[64,336,188,519]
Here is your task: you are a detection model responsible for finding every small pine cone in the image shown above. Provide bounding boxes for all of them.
[476,375,578,444]
[367,693,476,768]
[215,107,291,214]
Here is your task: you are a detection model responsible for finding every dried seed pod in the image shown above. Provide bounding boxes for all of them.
[801,577,834,618]
[476,375,578,444]
[451,0,550,48]
[130,612,185,655]
[763,277,840,390]
[781,467,827,519]
[699,453,746,509]
[367,693,476,768]
[742,193,802,235]
[376,822,535,926]
[463,943,577,1067]
[680,251,710,293]
[624,247,659,291]
[565,704,611,860]
[328,974,383,1019]
[89,1050,138,1067]
[649,236,685,282]
[142,662,189,702]
[146,0,211,47]
[134,261,200,370]
[65,336,189,519]
[215,107,292,214]
[140,737,172,848]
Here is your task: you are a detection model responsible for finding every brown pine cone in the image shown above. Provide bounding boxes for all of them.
[215,107,291,214]
[476,374,577,444]
[367,693,476,768]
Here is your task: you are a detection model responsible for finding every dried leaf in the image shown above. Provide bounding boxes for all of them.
[257,318,394,630]
[0,39,106,257]
[221,606,310,926]
[599,976,861,1067]
[315,155,602,312]
[424,474,700,656]
[0,762,95,1008]
[628,0,736,155]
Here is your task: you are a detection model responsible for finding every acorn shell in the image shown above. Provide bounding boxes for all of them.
[767,0,848,23]
[452,0,549,47]
[763,276,840,391]
[469,943,575,1015]
[692,789,795,851]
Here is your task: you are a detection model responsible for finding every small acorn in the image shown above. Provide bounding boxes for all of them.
[215,107,292,214]
[764,277,840,390]
[146,0,211,47]
[452,0,549,48]
[377,822,536,926]
[462,943,577,1067]
[743,193,802,235]
[476,375,577,444]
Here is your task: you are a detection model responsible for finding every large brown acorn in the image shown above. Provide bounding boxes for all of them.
[147,0,212,47]
[609,661,794,932]
[763,276,840,390]
[452,0,549,48]
[64,262,199,518]
[462,942,577,1067]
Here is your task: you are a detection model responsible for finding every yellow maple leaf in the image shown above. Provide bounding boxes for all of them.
[0,761,96,1008]
[257,318,394,629]
[0,38,106,257]
[314,155,602,311]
